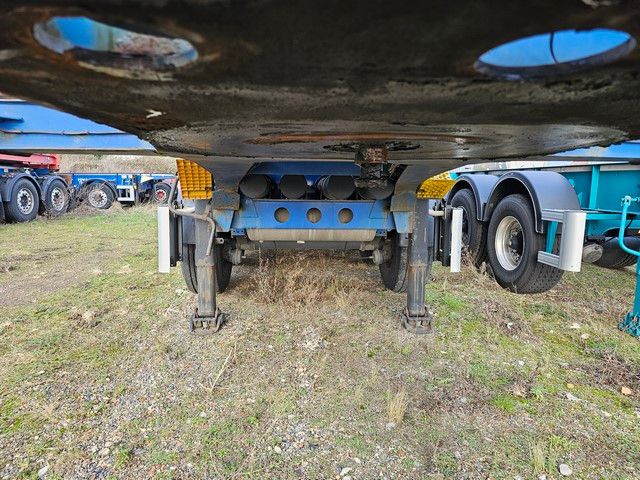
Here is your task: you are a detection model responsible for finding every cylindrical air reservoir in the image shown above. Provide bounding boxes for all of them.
[316,175,356,200]
[357,183,394,200]
[279,174,307,199]
[239,174,272,199]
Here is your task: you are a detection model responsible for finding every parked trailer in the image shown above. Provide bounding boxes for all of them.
[69,173,175,209]
[449,161,640,336]
[157,159,587,334]
[0,153,71,222]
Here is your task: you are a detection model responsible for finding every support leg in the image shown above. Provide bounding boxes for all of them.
[619,259,640,337]
[401,198,434,334]
[190,199,224,332]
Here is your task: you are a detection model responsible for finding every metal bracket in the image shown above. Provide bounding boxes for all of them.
[449,207,463,273]
[537,209,586,272]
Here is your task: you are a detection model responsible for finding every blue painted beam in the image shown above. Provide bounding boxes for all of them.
[0,99,155,153]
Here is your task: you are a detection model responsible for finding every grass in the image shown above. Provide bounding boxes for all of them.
[0,207,639,479]
[386,388,408,424]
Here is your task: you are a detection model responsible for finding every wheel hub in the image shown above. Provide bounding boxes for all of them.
[50,186,66,211]
[495,215,524,271]
[16,187,34,215]
[88,188,108,208]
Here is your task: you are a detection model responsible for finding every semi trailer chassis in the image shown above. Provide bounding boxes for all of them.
[158,160,587,334]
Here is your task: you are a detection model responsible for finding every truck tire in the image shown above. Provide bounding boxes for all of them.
[153,183,171,204]
[595,252,637,269]
[486,194,563,293]
[181,244,198,294]
[42,178,70,217]
[181,243,233,294]
[87,183,114,209]
[379,231,408,292]
[5,177,40,223]
[450,188,487,267]
[616,255,638,268]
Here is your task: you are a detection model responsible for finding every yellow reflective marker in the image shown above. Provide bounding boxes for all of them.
[417,172,456,199]
[176,159,212,199]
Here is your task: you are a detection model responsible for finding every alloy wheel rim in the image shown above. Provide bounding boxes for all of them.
[495,215,524,271]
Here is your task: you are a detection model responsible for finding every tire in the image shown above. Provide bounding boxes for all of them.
[42,178,70,217]
[450,188,487,267]
[487,194,563,293]
[87,183,114,209]
[379,231,408,292]
[616,255,638,268]
[181,243,233,294]
[181,244,198,294]
[595,252,637,269]
[594,239,637,269]
[153,183,171,204]
[4,177,40,223]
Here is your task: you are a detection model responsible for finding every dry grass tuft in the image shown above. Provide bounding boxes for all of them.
[244,251,362,309]
[529,440,546,475]
[386,387,408,424]
[59,154,177,174]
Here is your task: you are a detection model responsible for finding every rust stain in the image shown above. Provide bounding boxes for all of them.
[248,131,486,145]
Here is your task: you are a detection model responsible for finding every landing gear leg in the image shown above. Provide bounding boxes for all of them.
[190,199,224,333]
[401,198,433,334]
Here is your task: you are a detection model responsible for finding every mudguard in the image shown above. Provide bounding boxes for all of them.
[0,172,42,202]
[81,179,117,198]
[484,171,580,233]
[448,174,500,221]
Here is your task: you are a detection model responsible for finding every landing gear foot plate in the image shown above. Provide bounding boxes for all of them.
[400,308,433,335]
[189,308,225,334]
[619,313,640,338]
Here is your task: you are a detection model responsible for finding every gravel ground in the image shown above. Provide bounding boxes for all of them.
[1,208,639,479]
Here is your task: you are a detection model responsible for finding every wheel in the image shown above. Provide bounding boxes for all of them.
[379,231,408,292]
[594,238,637,269]
[86,183,114,209]
[181,244,198,294]
[450,188,487,267]
[5,178,40,222]
[42,178,70,217]
[487,194,563,293]
[616,255,638,268]
[180,243,233,294]
[153,182,171,204]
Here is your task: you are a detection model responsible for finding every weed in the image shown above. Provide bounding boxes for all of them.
[491,394,518,413]
[114,446,134,468]
[387,387,408,424]
[529,440,545,475]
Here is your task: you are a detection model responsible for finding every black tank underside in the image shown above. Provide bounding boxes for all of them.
[0,0,639,171]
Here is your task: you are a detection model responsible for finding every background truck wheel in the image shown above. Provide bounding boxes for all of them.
[594,238,637,269]
[181,243,233,294]
[153,183,171,204]
[5,178,39,223]
[450,188,487,267]
[487,194,563,293]
[42,178,70,217]
[379,231,408,292]
[87,183,114,209]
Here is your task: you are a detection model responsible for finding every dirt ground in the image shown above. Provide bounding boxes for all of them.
[1,208,639,480]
